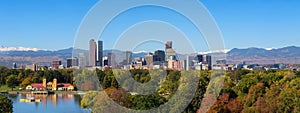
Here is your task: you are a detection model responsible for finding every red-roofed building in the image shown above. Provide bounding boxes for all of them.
[26,78,75,91]
[26,83,46,91]
[57,83,74,91]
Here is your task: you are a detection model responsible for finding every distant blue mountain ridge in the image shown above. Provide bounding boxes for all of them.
[0,46,300,67]
[1,46,299,58]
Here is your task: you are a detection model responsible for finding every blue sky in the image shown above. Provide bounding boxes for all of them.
[0,0,299,52]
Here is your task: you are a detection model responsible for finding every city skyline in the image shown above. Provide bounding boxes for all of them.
[0,0,300,52]
[1,1,300,113]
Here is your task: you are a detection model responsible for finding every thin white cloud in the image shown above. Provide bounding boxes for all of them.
[0,46,39,52]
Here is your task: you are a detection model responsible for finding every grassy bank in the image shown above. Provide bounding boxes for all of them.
[0,85,20,92]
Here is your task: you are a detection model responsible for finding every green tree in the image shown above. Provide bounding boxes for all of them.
[234,74,258,94]
[0,66,10,85]
[6,74,18,91]
[104,87,131,107]
[20,77,32,89]
[130,93,166,110]
[260,72,283,87]
[207,93,230,113]
[295,71,300,77]
[227,98,243,113]
[17,72,25,83]
[96,69,105,83]
[243,83,265,108]
[255,96,266,113]
[102,75,112,89]
[265,84,280,112]
[23,69,34,78]
[288,78,300,90]
[0,95,13,113]
[278,88,300,113]
[232,69,251,83]
[81,91,100,108]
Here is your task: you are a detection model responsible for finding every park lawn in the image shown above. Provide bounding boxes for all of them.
[0,85,20,92]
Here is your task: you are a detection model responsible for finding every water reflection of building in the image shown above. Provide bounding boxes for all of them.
[23,94,48,107]
[42,95,47,107]
[11,94,83,112]
[52,94,57,107]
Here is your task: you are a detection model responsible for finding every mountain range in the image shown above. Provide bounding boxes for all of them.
[226,46,300,64]
[0,46,300,67]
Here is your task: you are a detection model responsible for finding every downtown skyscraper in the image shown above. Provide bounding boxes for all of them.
[165,41,176,61]
[89,39,97,66]
[97,40,103,66]
[89,39,103,67]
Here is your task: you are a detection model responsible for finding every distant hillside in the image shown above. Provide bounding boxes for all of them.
[226,46,300,64]
[0,48,74,67]
[0,48,148,67]
[1,46,300,67]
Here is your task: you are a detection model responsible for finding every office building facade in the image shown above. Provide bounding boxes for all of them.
[154,50,165,64]
[52,61,61,70]
[67,57,79,68]
[89,39,97,66]
[97,40,103,66]
[165,41,177,61]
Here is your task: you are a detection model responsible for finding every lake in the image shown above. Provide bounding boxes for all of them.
[7,94,90,113]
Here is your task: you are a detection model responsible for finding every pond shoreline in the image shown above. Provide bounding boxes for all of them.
[0,91,86,95]
[5,92,88,113]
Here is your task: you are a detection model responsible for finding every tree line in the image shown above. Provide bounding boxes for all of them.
[1,66,300,112]
[80,69,300,113]
[207,70,300,113]
[0,66,74,90]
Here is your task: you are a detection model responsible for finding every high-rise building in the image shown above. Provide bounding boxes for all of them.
[89,39,104,67]
[52,61,61,70]
[79,53,88,68]
[12,62,17,69]
[145,53,154,67]
[168,60,182,70]
[194,55,203,63]
[186,56,194,70]
[165,41,172,49]
[107,53,116,67]
[89,39,97,66]
[32,64,38,72]
[67,57,79,68]
[124,51,132,65]
[166,49,176,61]
[202,55,212,70]
[206,55,212,68]
[97,40,103,66]
[180,60,186,70]
[154,50,165,63]
[132,57,146,69]
[103,56,108,66]
[165,41,176,61]
[192,54,212,70]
